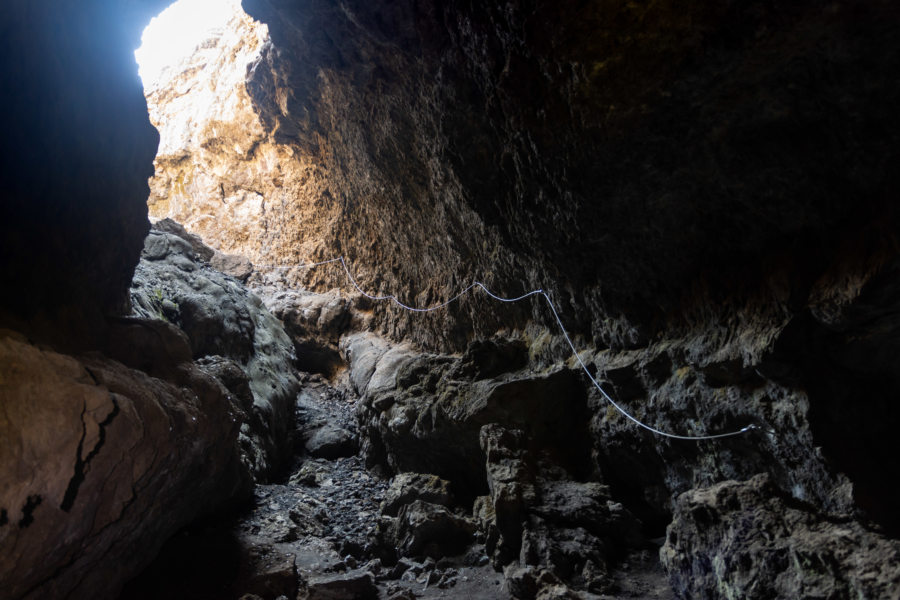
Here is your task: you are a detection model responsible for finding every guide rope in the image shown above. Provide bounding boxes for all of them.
[259,257,757,441]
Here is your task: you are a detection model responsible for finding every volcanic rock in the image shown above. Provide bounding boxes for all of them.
[660,474,900,600]
[0,327,250,600]
[130,224,301,478]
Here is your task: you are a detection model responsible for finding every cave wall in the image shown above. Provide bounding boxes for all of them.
[145,0,900,537]
[0,0,168,344]
[234,0,900,572]
[0,3,280,598]
[234,0,900,350]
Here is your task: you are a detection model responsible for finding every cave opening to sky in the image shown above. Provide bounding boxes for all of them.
[134,0,244,88]
[131,0,282,262]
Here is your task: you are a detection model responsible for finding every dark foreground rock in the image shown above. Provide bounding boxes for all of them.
[660,474,900,600]
[0,326,250,600]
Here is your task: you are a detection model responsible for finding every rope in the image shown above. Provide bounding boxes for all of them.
[259,256,758,441]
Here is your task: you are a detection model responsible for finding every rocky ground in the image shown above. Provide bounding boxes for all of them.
[110,223,900,600]
[119,369,675,600]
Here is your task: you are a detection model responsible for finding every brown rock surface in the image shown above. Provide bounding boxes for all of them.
[143,2,341,274]
[0,328,250,600]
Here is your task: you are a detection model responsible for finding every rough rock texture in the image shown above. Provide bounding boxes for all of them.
[350,332,593,497]
[479,424,643,598]
[256,286,372,377]
[380,473,453,517]
[0,0,167,343]
[139,5,900,588]
[130,221,302,478]
[140,0,900,351]
[143,1,342,272]
[660,475,900,600]
[379,499,476,560]
[0,327,250,600]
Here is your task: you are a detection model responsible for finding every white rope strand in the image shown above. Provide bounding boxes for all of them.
[256,257,344,270]
[261,255,757,441]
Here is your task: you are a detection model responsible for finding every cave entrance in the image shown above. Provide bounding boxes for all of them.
[135,0,244,88]
[132,0,285,266]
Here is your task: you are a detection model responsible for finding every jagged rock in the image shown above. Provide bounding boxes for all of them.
[305,425,358,459]
[380,473,453,517]
[212,251,254,282]
[354,335,592,494]
[130,225,301,479]
[305,569,378,599]
[379,500,476,560]
[133,229,256,359]
[479,424,642,597]
[238,541,298,599]
[660,474,900,600]
[152,218,215,262]
[0,327,250,600]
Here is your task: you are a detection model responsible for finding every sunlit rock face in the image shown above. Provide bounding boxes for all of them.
[142,2,341,272]
[144,0,900,353]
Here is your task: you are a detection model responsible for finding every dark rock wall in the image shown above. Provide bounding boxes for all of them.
[0,0,167,344]
[237,1,900,594]
[242,0,900,349]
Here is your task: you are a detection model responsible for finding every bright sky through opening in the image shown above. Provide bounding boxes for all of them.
[135,0,240,86]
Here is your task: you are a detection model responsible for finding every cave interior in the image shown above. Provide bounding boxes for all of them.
[1,0,900,599]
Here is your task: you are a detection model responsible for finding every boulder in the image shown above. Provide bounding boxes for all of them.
[212,251,254,282]
[380,500,476,560]
[0,327,250,600]
[131,225,301,479]
[238,541,298,599]
[381,472,453,517]
[479,424,642,596]
[306,569,378,600]
[660,474,900,600]
[304,425,358,459]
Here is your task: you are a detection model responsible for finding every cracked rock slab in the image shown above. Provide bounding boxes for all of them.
[0,328,250,600]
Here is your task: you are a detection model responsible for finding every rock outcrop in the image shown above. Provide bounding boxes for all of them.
[0,326,250,600]
[661,475,900,600]
[130,220,302,478]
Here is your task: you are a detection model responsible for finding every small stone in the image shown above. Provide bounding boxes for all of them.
[306,569,378,600]
[380,473,453,517]
[305,425,358,459]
